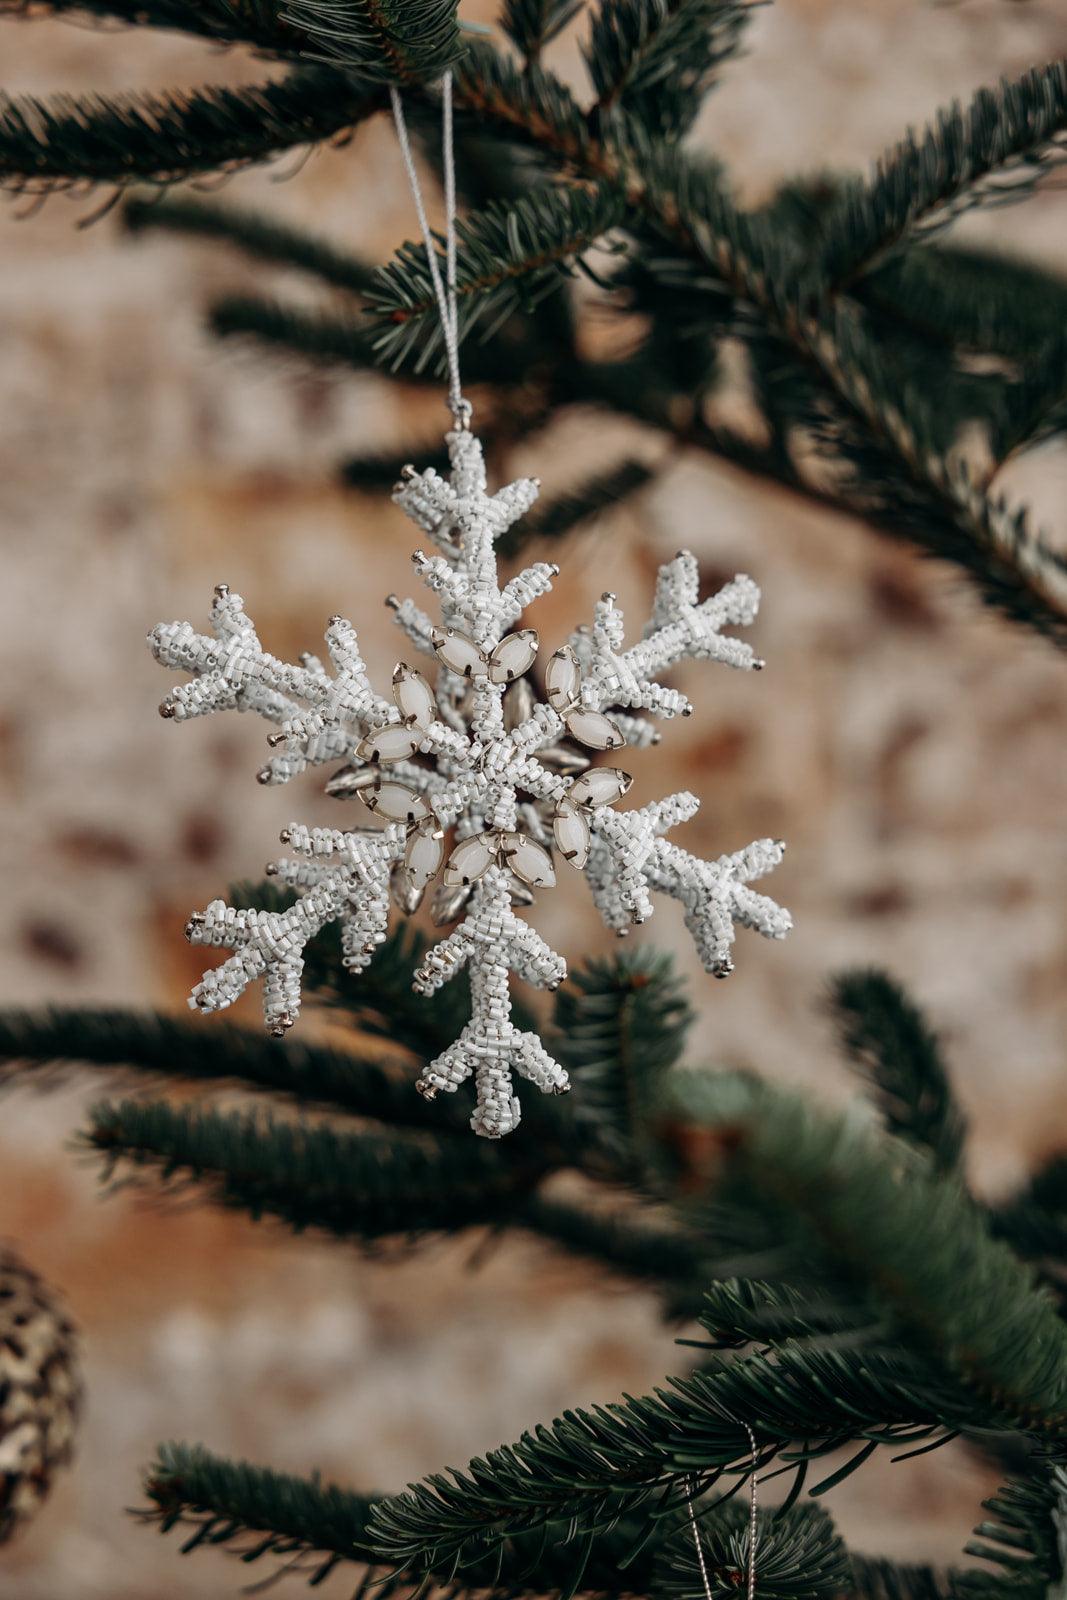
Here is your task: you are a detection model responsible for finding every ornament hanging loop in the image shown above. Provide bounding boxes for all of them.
[389,69,469,428]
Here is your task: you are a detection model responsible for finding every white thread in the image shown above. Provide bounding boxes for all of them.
[389,72,469,425]
[687,1423,759,1600]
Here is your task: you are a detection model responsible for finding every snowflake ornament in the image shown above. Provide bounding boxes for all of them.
[150,427,792,1137]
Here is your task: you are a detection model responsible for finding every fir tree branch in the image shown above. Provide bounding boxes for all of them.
[817,61,1067,286]
[282,0,464,85]
[955,1471,1061,1598]
[658,1501,849,1600]
[0,1006,454,1131]
[0,68,381,193]
[828,970,966,1174]
[369,183,624,371]
[515,1195,711,1312]
[85,1099,544,1239]
[341,442,453,489]
[850,1556,950,1599]
[500,0,582,68]
[123,192,377,294]
[585,0,749,138]
[0,0,310,55]
[666,1070,1067,1433]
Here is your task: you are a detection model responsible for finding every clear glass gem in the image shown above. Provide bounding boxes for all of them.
[545,646,581,711]
[324,764,379,798]
[537,744,591,776]
[361,782,430,823]
[565,708,626,751]
[392,663,436,729]
[488,628,538,685]
[553,800,591,868]
[568,767,633,808]
[357,724,421,764]
[501,833,556,889]
[431,881,471,926]
[503,677,536,732]
[443,833,498,887]
[432,628,488,679]
[404,823,445,889]
[390,861,425,915]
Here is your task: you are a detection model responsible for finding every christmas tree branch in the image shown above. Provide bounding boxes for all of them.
[499,459,657,555]
[0,0,311,54]
[123,192,377,294]
[283,0,463,85]
[828,970,965,1174]
[499,0,582,68]
[369,183,624,371]
[585,0,749,137]
[85,1098,543,1240]
[817,61,1067,287]
[0,69,381,193]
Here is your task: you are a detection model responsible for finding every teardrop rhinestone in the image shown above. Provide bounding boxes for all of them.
[568,766,633,808]
[537,744,591,776]
[501,832,556,889]
[545,646,581,712]
[404,823,445,889]
[325,764,379,798]
[503,677,536,732]
[565,708,627,751]
[432,627,488,679]
[431,881,471,926]
[361,782,430,823]
[488,628,538,685]
[392,663,436,729]
[390,861,425,915]
[553,800,591,868]
[357,724,421,765]
[443,832,498,888]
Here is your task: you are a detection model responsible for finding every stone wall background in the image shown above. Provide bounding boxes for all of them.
[1,2,1066,1594]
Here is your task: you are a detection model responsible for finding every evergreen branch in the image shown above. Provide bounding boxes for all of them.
[281,0,463,85]
[123,192,377,294]
[828,970,965,1174]
[955,1471,1061,1597]
[818,61,1067,285]
[85,1099,543,1239]
[0,1005,454,1130]
[585,0,749,138]
[992,1155,1067,1267]
[143,1441,373,1582]
[658,1501,849,1600]
[141,1441,662,1596]
[500,0,582,68]
[550,948,692,1170]
[515,1195,711,1311]
[368,183,624,371]
[208,294,542,387]
[501,458,656,555]
[0,0,310,53]
[666,1070,1067,1433]
[850,1556,951,1598]
[0,68,381,193]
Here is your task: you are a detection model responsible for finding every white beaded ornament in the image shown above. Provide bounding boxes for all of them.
[148,73,792,1138]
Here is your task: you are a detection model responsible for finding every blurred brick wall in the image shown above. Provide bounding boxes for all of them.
[1,3,1066,1594]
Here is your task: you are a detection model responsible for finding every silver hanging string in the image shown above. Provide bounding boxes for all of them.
[686,1423,759,1600]
[388,70,469,427]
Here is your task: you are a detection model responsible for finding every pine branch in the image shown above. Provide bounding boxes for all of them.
[828,970,965,1174]
[850,1556,951,1599]
[500,0,582,67]
[550,948,692,1171]
[85,1099,544,1239]
[341,442,453,489]
[585,0,749,138]
[955,1471,1061,1598]
[515,1195,712,1312]
[500,459,656,556]
[0,1006,454,1131]
[658,1501,849,1600]
[666,1070,1067,1433]
[992,1155,1067,1268]
[369,183,624,372]
[818,61,1067,285]
[0,68,381,193]
[281,0,463,85]
[123,193,377,295]
[141,1441,661,1596]
[0,0,316,52]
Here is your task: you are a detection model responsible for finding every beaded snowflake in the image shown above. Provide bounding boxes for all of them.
[150,428,792,1137]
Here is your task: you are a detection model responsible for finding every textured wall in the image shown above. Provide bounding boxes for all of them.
[1,3,1066,1594]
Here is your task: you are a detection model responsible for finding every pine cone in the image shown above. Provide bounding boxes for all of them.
[0,1245,81,1543]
